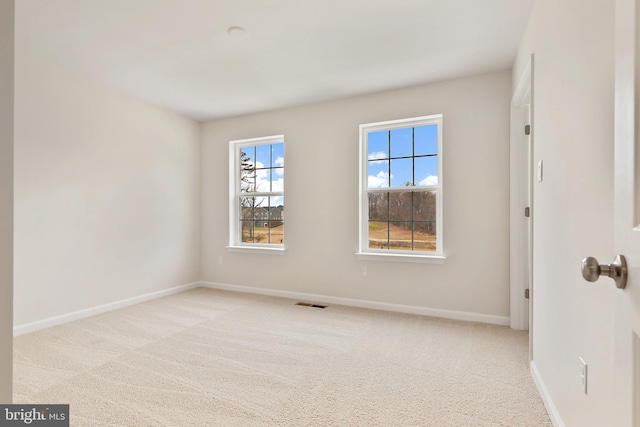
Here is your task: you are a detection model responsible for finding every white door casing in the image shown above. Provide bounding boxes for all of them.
[510,55,533,335]
[614,0,640,425]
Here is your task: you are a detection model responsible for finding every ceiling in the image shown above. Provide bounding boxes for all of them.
[16,0,535,122]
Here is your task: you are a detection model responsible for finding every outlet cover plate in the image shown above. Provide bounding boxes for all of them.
[579,357,587,394]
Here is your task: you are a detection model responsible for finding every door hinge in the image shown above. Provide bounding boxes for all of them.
[525,125,531,135]
[525,207,530,217]
[525,289,530,299]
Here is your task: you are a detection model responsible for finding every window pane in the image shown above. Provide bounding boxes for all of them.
[271,143,284,167]
[273,168,284,195]
[390,127,413,158]
[368,192,389,221]
[254,166,270,192]
[268,197,283,223]
[255,144,271,169]
[270,223,284,244]
[368,160,390,188]
[240,197,269,218]
[389,221,413,251]
[240,197,255,219]
[413,191,437,222]
[270,195,283,210]
[388,192,413,221]
[269,168,276,193]
[256,196,268,208]
[368,130,389,159]
[255,207,268,223]
[414,191,436,252]
[368,221,389,249]
[253,222,269,243]
[273,167,284,186]
[414,222,436,252]
[390,158,413,187]
[267,197,283,244]
[240,146,255,168]
[241,221,254,243]
[240,145,256,193]
[415,156,438,186]
[240,170,255,192]
[253,202,269,244]
[414,125,438,156]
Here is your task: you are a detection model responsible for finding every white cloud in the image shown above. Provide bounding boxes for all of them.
[246,160,286,194]
[272,178,284,192]
[274,160,284,176]
[419,175,438,186]
[255,162,268,178]
[253,162,269,191]
[368,171,391,188]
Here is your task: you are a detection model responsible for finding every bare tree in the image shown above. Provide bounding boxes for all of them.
[240,150,263,241]
[369,187,436,235]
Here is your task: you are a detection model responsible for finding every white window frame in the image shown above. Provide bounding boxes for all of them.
[357,115,445,263]
[228,135,285,254]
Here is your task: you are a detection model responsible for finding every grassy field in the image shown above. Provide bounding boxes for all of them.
[241,222,433,250]
[369,222,436,251]
[242,224,284,244]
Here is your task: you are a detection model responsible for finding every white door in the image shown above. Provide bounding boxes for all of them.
[613,0,640,425]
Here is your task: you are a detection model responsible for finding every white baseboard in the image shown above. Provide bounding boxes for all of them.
[13,281,201,336]
[531,361,564,427]
[13,280,510,335]
[200,281,510,326]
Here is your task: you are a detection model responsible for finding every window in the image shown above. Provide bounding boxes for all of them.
[358,115,443,261]
[229,135,284,251]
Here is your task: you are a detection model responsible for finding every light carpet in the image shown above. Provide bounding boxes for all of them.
[14,288,551,426]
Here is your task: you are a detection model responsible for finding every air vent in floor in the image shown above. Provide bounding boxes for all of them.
[295,302,327,309]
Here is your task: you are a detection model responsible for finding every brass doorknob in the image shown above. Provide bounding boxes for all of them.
[581,255,627,289]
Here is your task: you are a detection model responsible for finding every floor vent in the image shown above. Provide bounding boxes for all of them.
[295,302,327,309]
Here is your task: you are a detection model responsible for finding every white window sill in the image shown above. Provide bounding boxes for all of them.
[226,245,285,255]
[355,252,446,264]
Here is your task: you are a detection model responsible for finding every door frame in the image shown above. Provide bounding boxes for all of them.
[510,55,534,344]
[614,0,640,424]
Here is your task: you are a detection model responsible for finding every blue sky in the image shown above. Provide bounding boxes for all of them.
[367,125,438,188]
[241,142,284,206]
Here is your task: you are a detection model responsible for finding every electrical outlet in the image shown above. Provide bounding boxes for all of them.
[218,256,223,265]
[579,357,588,395]
[362,266,368,277]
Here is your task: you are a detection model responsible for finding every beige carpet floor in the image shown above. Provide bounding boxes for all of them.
[13,288,551,426]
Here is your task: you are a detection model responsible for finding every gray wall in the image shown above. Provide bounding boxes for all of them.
[0,0,14,403]
[202,70,512,321]
[13,54,202,327]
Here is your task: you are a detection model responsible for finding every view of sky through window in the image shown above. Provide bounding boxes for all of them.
[240,142,284,206]
[367,124,438,188]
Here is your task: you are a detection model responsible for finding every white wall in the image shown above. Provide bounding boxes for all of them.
[0,0,14,403]
[13,54,202,326]
[201,70,512,321]
[513,0,617,425]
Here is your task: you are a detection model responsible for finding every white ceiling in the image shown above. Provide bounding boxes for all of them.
[16,0,534,122]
